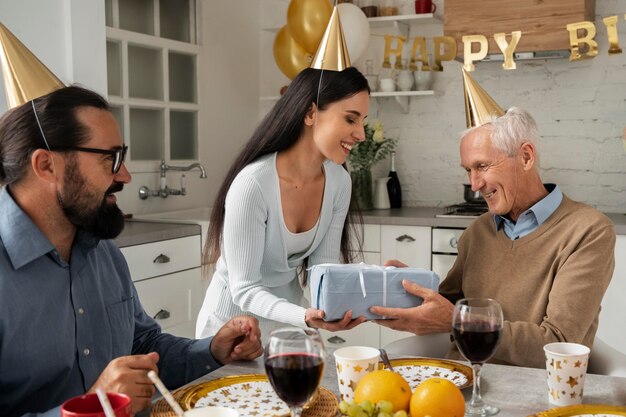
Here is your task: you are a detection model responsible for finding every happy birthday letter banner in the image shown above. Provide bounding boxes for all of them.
[381,14,626,72]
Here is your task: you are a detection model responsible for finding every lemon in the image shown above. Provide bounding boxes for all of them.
[353,370,411,412]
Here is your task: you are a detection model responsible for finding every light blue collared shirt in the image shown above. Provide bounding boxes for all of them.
[0,187,220,417]
[494,184,563,240]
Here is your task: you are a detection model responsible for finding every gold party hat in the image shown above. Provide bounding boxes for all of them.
[462,68,505,128]
[310,7,351,71]
[0,22,64,109]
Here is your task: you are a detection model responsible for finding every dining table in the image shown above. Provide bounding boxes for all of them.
[146,348,626,417]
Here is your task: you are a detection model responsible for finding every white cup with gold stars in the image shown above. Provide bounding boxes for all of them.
[543,342,591,406]
[333,346,380,402]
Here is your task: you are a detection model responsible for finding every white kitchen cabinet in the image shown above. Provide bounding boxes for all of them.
[134,267,203,338]
[318,322,380,349]
[380,225,431,268]
[352,224,382,264]
[121,234,202,338]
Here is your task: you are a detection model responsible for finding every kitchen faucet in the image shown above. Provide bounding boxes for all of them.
[139,160,207,199]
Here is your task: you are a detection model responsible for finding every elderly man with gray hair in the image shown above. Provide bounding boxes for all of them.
[371,106,615,369]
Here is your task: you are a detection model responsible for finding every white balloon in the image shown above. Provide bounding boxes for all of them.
[337,3,370,63]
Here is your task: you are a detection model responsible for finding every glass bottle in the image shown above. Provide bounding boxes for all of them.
[364,60,378,92]
[380,0,398,16]
[359,0,379,17]
[397,59,414,91]
[387,151,402,208]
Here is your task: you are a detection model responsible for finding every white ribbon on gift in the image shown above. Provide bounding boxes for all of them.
[311,263,398,307]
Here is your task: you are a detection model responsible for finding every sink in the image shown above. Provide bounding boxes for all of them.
[134,207,211,247]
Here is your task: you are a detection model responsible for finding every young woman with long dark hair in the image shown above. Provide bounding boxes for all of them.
[196,67,370,339]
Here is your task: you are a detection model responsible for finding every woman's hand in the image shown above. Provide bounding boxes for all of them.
[305,308,367,331]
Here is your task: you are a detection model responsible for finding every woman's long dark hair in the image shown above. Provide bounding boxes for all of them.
[203,67,369,270]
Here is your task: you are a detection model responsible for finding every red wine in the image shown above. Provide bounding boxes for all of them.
[453,321,502,364]
[265,353,324,406]
[387,151,402,208]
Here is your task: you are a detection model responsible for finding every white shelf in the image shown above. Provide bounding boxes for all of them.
[368,13,440,27]
[372,90,435,113]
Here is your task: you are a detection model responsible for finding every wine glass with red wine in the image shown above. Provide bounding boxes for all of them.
[264,328,325,417]
[452,298,503,416]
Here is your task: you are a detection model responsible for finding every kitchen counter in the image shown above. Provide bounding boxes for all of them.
[118,208,626,249]
[115,219,201,248]
[362,207,626,234]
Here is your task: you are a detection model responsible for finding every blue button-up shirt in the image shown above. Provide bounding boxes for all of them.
[494,184,563,240]
[0,187,220,417]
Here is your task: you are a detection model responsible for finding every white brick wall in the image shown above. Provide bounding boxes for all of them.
[368,0,626,213]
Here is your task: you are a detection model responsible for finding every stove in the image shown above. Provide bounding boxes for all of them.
[435,202,489,218]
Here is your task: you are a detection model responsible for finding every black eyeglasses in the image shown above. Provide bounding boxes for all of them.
[51,145,128,174]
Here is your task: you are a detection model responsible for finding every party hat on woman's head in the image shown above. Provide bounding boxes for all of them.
[0,22,64,109]
[462,68,505,128]
[310,6,351,71]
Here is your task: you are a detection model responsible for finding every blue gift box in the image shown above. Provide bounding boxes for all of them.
[309,263,440,321]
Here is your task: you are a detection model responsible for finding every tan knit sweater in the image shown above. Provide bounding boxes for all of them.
[440,195,616,368]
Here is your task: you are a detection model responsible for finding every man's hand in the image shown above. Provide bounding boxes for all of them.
[88,352,159,414]
[371,280,454,335]
[211,316,263,364]
[305,309,366,331]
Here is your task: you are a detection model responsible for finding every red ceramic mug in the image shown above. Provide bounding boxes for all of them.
[61,392,132,417]
[415,0,436,14]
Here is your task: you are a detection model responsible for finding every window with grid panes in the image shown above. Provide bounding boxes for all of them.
[105,0,199,163]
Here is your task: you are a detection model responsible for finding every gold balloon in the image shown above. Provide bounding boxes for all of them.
[566,21,598,61]
[494,31,522,70]
[273,26,311,80]
[287,0,333,55]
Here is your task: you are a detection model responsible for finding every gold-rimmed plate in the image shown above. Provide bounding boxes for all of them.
[378,358,473,390]
[528,404,626,417]
[177,374,318,417]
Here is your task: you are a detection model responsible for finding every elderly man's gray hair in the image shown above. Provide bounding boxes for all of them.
[461,107,541,157]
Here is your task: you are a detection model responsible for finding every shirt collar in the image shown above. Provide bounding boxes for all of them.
[0,186,100,270]
[493,184,562,230]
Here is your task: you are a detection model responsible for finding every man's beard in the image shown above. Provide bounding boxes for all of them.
[57,158,125,239]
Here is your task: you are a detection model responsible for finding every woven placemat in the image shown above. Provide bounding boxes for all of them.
[151,386,338,417]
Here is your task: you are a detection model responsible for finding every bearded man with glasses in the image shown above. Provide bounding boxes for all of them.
[0,86,263,417]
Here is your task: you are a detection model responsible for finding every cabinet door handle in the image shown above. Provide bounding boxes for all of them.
[449,237,458,249]
[396,234,416,242]
[153,254,170,264]
[153,309,170,320]
[327,336,346,345]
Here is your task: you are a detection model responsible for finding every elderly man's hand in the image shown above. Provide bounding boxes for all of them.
[210,316,263,364]
[370,280,454,335]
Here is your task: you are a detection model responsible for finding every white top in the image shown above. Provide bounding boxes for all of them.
[284,217,319,256]
[196,153,352,338]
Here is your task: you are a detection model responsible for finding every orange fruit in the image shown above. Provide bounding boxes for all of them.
[409,378,465,417]
[353,370,411,412]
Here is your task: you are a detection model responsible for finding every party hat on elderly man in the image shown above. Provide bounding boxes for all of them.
[310,6,351,71]
[0,22,64,109]
[462,68,505,128]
